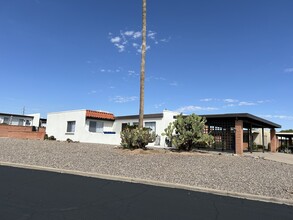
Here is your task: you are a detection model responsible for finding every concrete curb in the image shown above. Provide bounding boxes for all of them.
[0,161,292,206]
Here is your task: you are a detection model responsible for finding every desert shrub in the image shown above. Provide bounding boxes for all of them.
[120,125,156,149]
[278,145,293,153]
[163,123,175,147]
[66,138,73,143]
[162,114,214,151]
[48,135,56,141]
[256,144,264,150]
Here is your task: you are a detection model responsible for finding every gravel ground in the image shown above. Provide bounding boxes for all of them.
[0,138,293,201]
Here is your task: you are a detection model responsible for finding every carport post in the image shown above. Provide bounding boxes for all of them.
[262,128,265,153]
[250,124,253,153]
[270,128,277,153]
[235,120,243,155]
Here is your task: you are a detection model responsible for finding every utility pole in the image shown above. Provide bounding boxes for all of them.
[139,0,147,128]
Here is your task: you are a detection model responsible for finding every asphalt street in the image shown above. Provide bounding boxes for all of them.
[0,165,292,220]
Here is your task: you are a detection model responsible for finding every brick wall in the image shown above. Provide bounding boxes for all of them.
[235,120,244,155]
[270,128,277,152]
[0,125,46,140]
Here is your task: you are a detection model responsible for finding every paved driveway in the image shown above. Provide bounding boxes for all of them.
[0,165,292,220]
[244,152,293,165]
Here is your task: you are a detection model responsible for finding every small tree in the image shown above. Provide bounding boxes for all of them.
[121,125,155,150]
[280,129,293,133]
[163,114,214,151]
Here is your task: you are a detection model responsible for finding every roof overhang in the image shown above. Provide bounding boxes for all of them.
[0,113,34,119]
[175,113,281,129]
[86,110,115,121]
[116,113,164,120]
[276,132,293,137]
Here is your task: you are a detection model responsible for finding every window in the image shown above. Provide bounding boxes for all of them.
[18,119,25,126]
[121,123,128,131]
[133,122,139,127]
[145,122,156,133]
[67,121,76,133]
[3,117,9,124]
[25,120,31,126]
[89,121,103,133]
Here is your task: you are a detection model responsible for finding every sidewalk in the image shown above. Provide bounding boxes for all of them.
[244,152,293,165]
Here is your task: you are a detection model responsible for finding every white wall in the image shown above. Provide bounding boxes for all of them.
[81,119,120,144]
[46,109,179,146]
[47,110,85,141]
[46,110,121,145]
[28,113,41,127]
[253,128,270,149]
[158,110,179,147]
[0,115,33,126]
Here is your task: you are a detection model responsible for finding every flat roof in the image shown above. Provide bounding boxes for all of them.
[276,132,293,137]
[199,113,281,129]
[116,113,164,120]
[0,112,34,119]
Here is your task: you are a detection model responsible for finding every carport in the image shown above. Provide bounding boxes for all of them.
[200,113,281,155]
[276,132,293,152]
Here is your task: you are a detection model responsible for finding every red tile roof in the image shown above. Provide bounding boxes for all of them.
[86,110,115,120]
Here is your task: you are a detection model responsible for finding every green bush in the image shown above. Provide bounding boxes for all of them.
[162,114,214,151]
[163,123,175,147]
[120,125,156,149]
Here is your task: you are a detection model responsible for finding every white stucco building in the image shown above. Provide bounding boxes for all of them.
[252,128,270,148]
[46,109,179,146]
[0,112,42,127]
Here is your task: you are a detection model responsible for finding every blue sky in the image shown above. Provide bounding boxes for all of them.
[1,0,293,129]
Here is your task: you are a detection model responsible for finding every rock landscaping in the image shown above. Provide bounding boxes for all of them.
[0,138,292,201]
